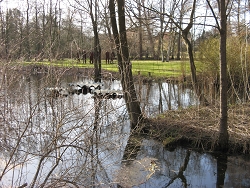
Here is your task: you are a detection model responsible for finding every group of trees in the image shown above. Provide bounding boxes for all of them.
[1,0,250,187]
[1,0,250,150]
[1,0,247,62]
[0,0,93,61]
[0,0,247,62]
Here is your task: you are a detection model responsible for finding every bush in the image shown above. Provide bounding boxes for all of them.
[198,37,220,77]
[198,36,250,84]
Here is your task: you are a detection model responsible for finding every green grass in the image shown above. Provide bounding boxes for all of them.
[130,60,191,77]
[20,58,203,78]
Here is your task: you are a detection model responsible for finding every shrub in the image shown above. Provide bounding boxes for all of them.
[198,36,250,84]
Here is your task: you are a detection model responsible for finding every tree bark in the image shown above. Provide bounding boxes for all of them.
[89,0,102,82]
[137,0,143,60]
[109,0,143,129]
[25,0,31,61]
[217,0,229,151]
[206,0,229,151]
[181,0,209,106]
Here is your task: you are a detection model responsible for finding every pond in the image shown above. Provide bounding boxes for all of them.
[0,71,250,187]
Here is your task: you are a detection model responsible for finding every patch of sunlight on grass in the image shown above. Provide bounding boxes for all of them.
[19,59,201,78]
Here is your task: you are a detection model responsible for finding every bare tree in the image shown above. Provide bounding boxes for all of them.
[72,0,102,82]
[141,1,157,59]
[100,0,114,51]
[206,0,231,151]
[109,0,143,129]
[137,0,143,59]
[144,0,209,105]
[25,0,31,61]
[159,0,165,62]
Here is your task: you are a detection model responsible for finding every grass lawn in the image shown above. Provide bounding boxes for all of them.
[20,58,203,78]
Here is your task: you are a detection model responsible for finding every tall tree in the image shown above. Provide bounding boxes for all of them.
[176,0,185,60]
[71,0,102,82]
[160,0,165,62]
[25,0,31,61]
[2,9,22,59]
[206,0,230,151]
[149,0,209,105]
[102,0,114,51]
[137,0,143,59]
[141,1,156,59]
[90,0,102,82]
[109,0,143,129]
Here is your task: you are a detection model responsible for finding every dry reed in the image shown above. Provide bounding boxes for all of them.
[146,104,250,154]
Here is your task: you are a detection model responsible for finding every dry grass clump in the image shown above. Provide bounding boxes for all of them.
[147,103,250,154]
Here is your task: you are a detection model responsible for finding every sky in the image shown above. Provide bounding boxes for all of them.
[1,0,249,35]
[0,0,70,11]
[1,0,24,9]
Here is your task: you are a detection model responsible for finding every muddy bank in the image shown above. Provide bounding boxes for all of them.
[142,104,250,154]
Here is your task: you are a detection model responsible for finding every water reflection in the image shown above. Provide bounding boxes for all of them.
[136,80,198,116]
[216,153,227,188]
[0,73,249,187]
[117,139,250,188]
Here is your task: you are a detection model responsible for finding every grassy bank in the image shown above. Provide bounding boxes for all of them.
[20,58,203,79]
[16,61,250,154]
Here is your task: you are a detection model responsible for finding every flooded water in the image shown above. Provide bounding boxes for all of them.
[115,139,250,188]
[0,72,250,187]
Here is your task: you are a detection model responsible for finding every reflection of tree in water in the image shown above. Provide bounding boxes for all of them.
[215,153,227,188]
[158,81,164,113]
[122,135,142,161]
[0,71,126,187]
[0,70,236,187]
[138,80,195,117]
[91,97,101,185]
[117,136,161,187]
[164,149,191,187]
[137,79,152,114]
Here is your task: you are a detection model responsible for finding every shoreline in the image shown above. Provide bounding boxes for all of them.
[142,105,250,155]
[17,65,250,154]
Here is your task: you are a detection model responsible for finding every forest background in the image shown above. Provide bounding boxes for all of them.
[1,0,250,187]
[0,0,250,152]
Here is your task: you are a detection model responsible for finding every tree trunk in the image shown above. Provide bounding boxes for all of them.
[25,0,31,61]
[109,0,143,129]
[160,0,165,62]
[137,0,143,60]
[142,1,155,59]
[180,0,209,106]
[90,0,101,83]
[93,21,102,83]
[104,5,113,51]
[182,32,209,106]
[176,30,181,60]
[217,0,229,151]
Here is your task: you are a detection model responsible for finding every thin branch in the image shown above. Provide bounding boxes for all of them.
[206,0,221,30]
